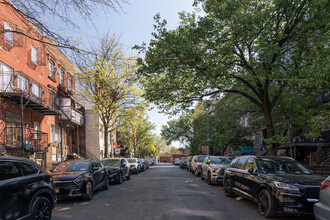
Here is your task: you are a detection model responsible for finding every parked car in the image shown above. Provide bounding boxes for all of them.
[147,158,154,166]
[138,159,146,172]
[186,156,193,171]
[0,156,56,220]
[180,157,188,169]
[51,159,109,201]
[201,156,231,185]
[101,158,131,184]
[143,158,150,169]
[191,155,207,176]
[223,156,325,217]
[314,175,330,220]
[127,158,140,174]
[173,158,180,165]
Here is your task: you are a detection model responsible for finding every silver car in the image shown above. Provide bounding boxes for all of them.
[314,175,330,220]
[201,156,231,185]
[191,155,207,176]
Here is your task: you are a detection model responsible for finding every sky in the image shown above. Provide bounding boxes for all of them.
[53,0,198,148]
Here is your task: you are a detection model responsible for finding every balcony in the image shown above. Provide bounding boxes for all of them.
[60,98,84,125]
[1,126,48,152]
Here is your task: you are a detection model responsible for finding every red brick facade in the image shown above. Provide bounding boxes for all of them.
[0,3,85,170]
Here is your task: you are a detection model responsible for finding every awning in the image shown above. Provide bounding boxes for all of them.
[0,92,60,115]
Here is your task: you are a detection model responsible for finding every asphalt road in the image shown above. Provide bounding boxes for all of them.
[52,164,314,220]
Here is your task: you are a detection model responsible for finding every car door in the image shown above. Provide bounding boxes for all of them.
[90,160,102,188]
[201,157,209,178]
[242,158,261,198]
[0,161,29,219]
[231,156,248,193]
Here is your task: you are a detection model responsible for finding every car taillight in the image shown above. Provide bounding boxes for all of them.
[320,179,330,191]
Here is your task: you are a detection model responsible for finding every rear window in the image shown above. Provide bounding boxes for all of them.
[0,161,23,180]
[197,156,207,162]
[20,162,39,175]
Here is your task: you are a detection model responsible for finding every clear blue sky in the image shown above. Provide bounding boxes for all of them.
[56,0,197,147]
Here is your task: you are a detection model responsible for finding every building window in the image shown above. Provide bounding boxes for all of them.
[4,22,13,46]
[59,68,64,85]
[31,82,41,99]
[16,73,29,93]
[50,124,60,142]
[68,76,72,91]
[49,90,55,108]
[49,60,55,79]
[0,61,13,92]
[31,46,38,64]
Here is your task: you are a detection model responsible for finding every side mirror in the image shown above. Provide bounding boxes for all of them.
[248,167,254,174]
[122,162,127,166]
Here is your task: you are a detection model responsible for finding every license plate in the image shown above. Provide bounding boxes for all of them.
[55,188,60,193]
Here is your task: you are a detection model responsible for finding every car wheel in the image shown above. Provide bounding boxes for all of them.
[207,172,212,185]
[83,181,93,201]
[30,196,52,220]
[194,169,199,176]
[224,178,235,197]
[117,172,123,184]
[127,171,131,180]
[103,177,109,190]
[257,189,276,218]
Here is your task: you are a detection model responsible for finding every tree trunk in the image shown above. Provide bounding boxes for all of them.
[104,126,109,158]
[263,107,277,156]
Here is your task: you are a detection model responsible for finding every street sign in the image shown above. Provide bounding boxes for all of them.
[115,148,120,154]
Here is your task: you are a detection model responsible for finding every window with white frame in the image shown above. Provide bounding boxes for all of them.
[0,61,13,92]
[49,60,55,79]
[68,75,72,91]
[16,73,29,93]
[49,90,55,108]
[31,82,41,98]
[31,46,38,64]
[50,124,60,143]
[59,68,64,85]
[4,22,13,46]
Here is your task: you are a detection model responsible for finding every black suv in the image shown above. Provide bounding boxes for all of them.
[223,156,325,218]
[0,156,56,220]
[101,158,131,184]
[51,159,109,201]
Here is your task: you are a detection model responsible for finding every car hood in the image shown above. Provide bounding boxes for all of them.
[51,171,86,181]
[264,174,325,186]
[210,164,228,169]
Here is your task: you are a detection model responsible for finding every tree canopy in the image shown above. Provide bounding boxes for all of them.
[135,0,329,155]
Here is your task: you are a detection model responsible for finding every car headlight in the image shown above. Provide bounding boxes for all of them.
[73,176,84,186]
[273,181,300,192]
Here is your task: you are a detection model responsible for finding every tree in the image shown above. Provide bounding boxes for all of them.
[135,0,329,155]
[1,0,126,52]
[76,34,143,158]
[118,112,157,158]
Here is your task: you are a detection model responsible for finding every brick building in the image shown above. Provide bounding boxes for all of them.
[0,3,85,170]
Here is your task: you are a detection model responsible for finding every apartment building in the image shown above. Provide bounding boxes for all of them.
[0,3,85,170]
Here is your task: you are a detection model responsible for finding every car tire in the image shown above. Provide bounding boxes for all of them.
[207,172,212,185]
[103,177,109,190]
[117,172,123,184]
[83,181,93,201]
[257,189,276,218]
[127,171,131,180]
[194,169,199,176]
[224,178,235,197]
[30,196,52,220]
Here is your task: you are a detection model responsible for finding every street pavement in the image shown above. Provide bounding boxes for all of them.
[52,163,314,220]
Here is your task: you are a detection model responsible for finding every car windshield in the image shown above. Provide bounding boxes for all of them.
[183,158,187,162]
[102,160,120,167]
[128,159,137,163]
[197,156,207,162]
[65,162,89,172]
[211,157,231,164]
[174,158,180,161]
[256,158,312,175]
